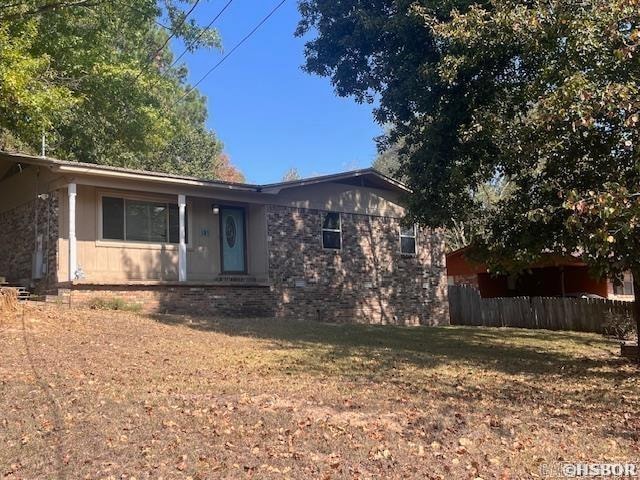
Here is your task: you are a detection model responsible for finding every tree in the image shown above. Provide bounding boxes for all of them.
[372,127,406,179]
[374,136,512,251]
[282,167,302,181]
[215,153,245,183]
[0,0,241,180]
[298,0,640,351]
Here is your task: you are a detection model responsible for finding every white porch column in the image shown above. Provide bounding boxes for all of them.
[68,183,77,281]
[178,194,187,282]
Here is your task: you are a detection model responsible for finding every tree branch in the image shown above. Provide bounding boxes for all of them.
[0,0,106,21]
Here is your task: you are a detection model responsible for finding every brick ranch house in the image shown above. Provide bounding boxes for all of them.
[0,151,448,325]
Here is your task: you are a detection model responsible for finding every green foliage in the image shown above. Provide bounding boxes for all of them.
[603,308,637,341]
[374,135,513,251]
[88,297,143,312]
[0,0,237,180]
[298,0,640,280]
[372,128,406,180]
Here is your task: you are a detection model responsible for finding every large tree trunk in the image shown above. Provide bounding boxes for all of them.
[634,272,640,364]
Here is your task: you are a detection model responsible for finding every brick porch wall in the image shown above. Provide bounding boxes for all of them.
[266,205,449,325]
[60,284,275,317]
[0,191,59,292]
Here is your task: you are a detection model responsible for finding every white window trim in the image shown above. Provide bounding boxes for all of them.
[321,211,342,250]
[613,272,635,296]
[96,190,192,249]
[399,223,418,256]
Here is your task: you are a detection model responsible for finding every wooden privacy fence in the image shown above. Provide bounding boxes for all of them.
[448,285,634,333]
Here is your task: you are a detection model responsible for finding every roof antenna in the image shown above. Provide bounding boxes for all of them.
[41,127,46,157]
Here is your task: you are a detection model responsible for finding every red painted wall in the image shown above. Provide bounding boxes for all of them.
[473,266,608,298]
[477,273,509,297]
[563,266,608,297]
[446,247,609,298]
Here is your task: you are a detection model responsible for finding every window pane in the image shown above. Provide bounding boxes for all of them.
[322,212,340,230]
[401,225,416,237]
[125,200,167,242]
[125,201,150,241]
[102,197,124,240]
[401,237,416,255]
[322,230,341,250]
[169,205,188,244]
[148,203,168,243]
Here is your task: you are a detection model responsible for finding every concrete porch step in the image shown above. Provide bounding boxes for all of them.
[1,284,31,301]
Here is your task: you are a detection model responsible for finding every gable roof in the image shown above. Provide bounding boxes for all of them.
[0,150,410,194]
[259,168,410,194]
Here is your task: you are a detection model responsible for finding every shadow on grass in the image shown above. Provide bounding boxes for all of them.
[148,313,628,380]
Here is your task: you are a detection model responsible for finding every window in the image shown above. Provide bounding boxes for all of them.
[322,212,341,250]
[613,272,634,296]
[102,196,188,244]
[400,224,417,255]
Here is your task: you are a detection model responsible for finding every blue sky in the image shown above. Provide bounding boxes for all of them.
[173,0,382,184]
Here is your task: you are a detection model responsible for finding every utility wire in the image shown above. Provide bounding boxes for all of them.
[135,0,202,80]
[172,0,287,106]
[146,0,234,92]
[169,0,234,70]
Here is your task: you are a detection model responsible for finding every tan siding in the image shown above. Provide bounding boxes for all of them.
[60,172,408,217]
[186,197,220,280]
[247,204,268,276]
[0,165,62,213]
[270,183,406,217]
[59,185,269,282]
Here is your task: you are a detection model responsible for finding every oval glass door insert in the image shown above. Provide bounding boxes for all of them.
[225,216,237,247]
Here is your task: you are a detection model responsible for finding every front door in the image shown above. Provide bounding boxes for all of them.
[220,207,246,273]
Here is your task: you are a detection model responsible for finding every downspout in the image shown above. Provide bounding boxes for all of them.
[45,190,51,284]
[33,168,40,286]
[633,272,640,364]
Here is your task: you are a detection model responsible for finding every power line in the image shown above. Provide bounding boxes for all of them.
[173,0,287,107]
[145,0,234,92]
[135,0,202,80]
[169,0,234,70]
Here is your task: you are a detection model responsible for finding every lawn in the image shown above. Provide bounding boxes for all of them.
[1,305,638,479]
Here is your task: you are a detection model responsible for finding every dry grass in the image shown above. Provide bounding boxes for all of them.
[0,304,638,479]
[0,287,18,315]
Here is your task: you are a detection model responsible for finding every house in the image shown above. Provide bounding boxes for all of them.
[0,150,448,325]
[447,246,634,301]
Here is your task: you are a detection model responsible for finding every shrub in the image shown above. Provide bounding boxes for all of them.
[602,310,637,341]
[88,297,142,313]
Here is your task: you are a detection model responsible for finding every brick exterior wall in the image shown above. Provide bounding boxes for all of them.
[0,191,59,291]
[60,285,275,317]
[266,205,449,325]
[51,203,449,324]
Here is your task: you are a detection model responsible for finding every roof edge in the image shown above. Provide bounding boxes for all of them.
[259,168,411,194]
[0,150,260,191]
[0,150,412,195]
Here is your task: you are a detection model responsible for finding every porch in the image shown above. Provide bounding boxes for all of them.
[58,181,270,285]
